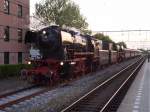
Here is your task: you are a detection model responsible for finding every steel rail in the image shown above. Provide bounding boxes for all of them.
[0,85,38,99]
[0,86,47,110]
[61,56,144,112]
[99,58,145,112]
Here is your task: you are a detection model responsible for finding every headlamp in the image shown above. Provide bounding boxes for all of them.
[43,31,46,34]
[60,62,64,66]
[70,62,76,65]
[28,61,31,65]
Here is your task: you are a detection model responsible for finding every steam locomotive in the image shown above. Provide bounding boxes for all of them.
[25,26,140,84]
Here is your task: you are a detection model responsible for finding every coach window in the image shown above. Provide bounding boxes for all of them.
[4,0,9,14]
[4,26,9,41]
[18,29,23,42]
[4,52,9,64]
[18,5,22,17]
[18,52,22,63]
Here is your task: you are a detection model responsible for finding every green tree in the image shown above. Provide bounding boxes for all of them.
[112,42,117,51]
[117,41,127,48]
[94,33,118,50]
[82,29,92,35]
[94,33,113,42]
[35,0,88,30]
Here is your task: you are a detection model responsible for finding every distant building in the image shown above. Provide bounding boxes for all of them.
[0,0,30,64]
[30,16,50,31]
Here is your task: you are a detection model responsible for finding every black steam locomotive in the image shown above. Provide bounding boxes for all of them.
[24,26,140,84]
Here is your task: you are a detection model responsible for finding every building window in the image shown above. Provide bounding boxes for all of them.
[4,26,9,41]
[18,29,23,42]
[4,0,9,14]
[18,5,22,17]
[4,52,9,64]
[18,52,22,63]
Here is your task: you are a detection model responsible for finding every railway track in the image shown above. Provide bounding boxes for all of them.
[0,85,47,110]
[0,85,38,99]
[0,77,80,111]
[61,56,145,112]
[0,57,144,112]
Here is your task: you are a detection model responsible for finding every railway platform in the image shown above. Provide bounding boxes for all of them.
[117,59,150,112]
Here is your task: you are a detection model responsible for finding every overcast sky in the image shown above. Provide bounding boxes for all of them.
[30,0,150,49]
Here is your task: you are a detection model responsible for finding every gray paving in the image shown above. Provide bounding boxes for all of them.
[0,77,32,96]
[117,59,150,112]
[0,110,6,112]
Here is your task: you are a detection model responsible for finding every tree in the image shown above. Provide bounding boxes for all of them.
[30,16,50,30]
[117,41,127,49]
[82,29,92,35]
[94,33,113,42]
[112,42,117,51]
[94,33,118,50]
[35,0,88,30]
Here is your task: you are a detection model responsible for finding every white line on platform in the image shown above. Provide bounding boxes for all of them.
[134,101,140,105]
[133,105,139,109]
[132,110,139,112]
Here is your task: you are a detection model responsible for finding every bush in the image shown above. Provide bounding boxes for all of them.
[0,64,32,78]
